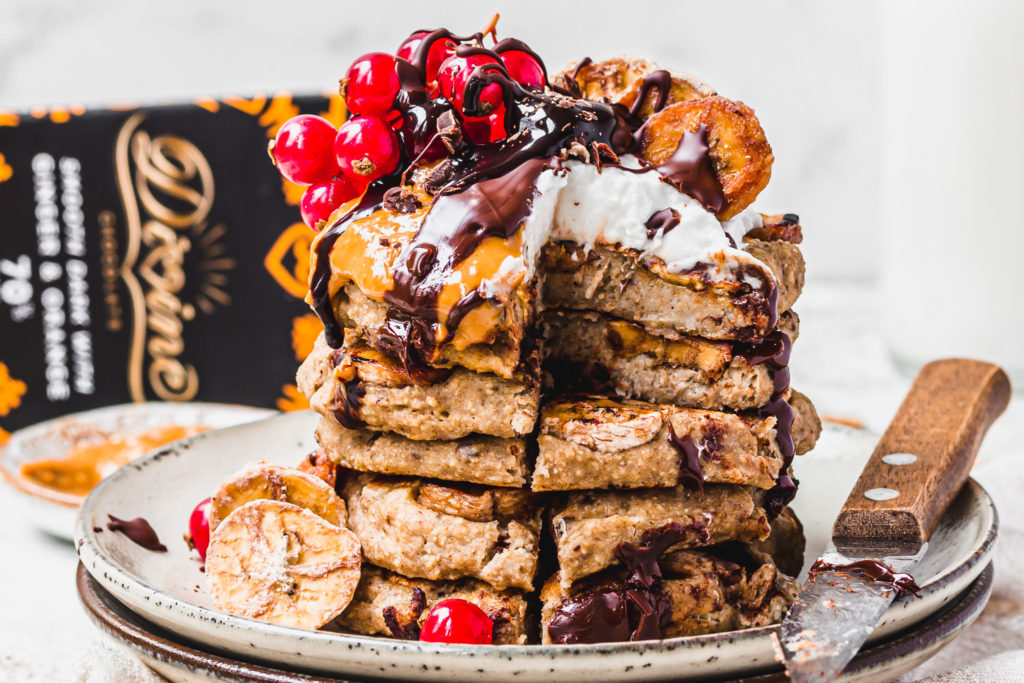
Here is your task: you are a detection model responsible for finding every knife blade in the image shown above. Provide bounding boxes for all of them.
[775,359,1011,682]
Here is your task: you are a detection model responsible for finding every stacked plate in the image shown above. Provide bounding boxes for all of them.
[75,413,997,682]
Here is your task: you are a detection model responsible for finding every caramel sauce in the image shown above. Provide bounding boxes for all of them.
[19,424,207,497]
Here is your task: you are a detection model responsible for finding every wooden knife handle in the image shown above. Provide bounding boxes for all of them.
[832,359,1011,545]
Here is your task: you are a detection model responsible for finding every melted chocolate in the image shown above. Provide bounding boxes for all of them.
[734,330,793,398]
[628,69,672,120]
[666,424,705,493]
[382,586,428,639]
[548,523,701,644]
[643,207,681,238]
[106,515,167,552]
[809,559,922,597]
[653,124,725,214]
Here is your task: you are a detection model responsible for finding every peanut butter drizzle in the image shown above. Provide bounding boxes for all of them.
[20,424,207,497]
[320,165,529,358]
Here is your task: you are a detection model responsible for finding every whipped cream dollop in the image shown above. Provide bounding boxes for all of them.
[520,156,769,285]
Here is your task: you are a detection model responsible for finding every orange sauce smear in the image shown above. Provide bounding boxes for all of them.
[19,424,207,497]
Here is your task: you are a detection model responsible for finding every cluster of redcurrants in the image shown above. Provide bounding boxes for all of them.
[270,30,547,230]
[187,496,495,643]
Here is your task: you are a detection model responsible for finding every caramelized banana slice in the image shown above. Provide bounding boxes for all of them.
[639,96,773,220]
[416,482,535,523]
[210,461,346,529]
[206,500,361,629]
[557,57,714,118]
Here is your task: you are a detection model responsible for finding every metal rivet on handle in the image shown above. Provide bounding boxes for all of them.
[865,487,899,501]
[882,452,918,466]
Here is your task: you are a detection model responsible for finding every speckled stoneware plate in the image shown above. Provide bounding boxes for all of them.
[0,402,275,540]
[75,414,998,681]
[76,562,995,683]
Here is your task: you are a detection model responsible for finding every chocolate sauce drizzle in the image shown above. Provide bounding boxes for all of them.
[666,424,706,493]
[809,559,922,598]
[547,522,704,644]
[627,69,672,121]
[734,330,796,517]
[106,515,167,552]
[652,124,724,214]
[643,207,681,238]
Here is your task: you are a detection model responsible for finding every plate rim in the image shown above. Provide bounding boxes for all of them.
[74,414,1000,660]
[76,561,995,683]
[1,402,276,507]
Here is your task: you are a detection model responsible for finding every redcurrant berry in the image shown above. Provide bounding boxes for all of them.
[437,53,505,117]
[334,116,401,183]
[270,115,339,185]
[345,53,401,117]
[499,50,545,90]
[187,497,212,561]
[462,108,508,145]
[420,599,494,645]
[300,175,362,230]
[396,31,456,91]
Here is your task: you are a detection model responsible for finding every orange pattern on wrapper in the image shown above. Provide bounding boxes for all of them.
[0,155,11,183]
[0,363,27,417]
[264,223,313,300]
[291,314,323,362]
[276,384,310,412]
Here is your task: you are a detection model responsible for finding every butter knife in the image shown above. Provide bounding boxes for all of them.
[775,358,1011,682]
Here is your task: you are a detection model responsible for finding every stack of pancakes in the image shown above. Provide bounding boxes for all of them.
[295,56,820,644]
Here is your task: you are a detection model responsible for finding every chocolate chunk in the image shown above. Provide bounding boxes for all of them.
[422,159,455,195]
[381,587,428,640]
[436,110,463,154]
[382,186,423,214]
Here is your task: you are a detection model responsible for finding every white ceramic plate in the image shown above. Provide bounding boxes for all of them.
[1,402,275,539]
[75,415,997,682]
[75,562,995,683]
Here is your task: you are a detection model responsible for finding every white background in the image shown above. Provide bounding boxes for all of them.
[0,0,880,280]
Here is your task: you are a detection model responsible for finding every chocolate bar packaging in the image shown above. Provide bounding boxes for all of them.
[0,93,346,442]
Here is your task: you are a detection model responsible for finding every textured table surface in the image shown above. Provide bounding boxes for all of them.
[1,277,1021,681]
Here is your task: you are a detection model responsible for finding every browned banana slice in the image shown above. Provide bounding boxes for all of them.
[206,499,361,629]
[638,96,773,220]
[416,482,535,523]
[556,57,714,118]
[296,450,338,488]
[210,461,346,529]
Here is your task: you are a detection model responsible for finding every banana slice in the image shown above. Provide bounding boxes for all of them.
[210,461,346,529]
[416,481,535,523]
[206,499,362,629]
[638,96,773,220]
[556,57,715,118]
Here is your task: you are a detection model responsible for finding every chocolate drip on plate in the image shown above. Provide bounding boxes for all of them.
[107,515,167,552]
[809,559,921,597]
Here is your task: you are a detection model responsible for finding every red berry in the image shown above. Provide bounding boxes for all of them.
[437,53,505,118]
[499,50,545,90]
[397,31,457,91]
[334,116,401,183]
[462,108,508,145]
[420,599,493,645]
[345,53,401,117]
[188,497,212,561]
[301,175,362,230]
[270,115,339,185]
